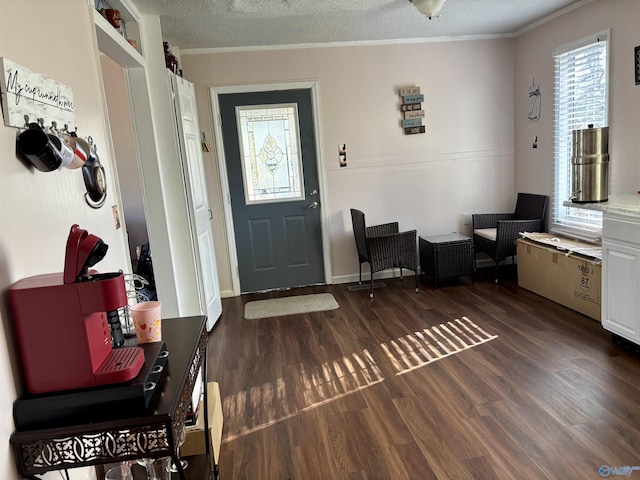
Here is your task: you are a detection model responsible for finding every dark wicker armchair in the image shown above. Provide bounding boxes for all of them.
[350,209,418,299]
[472,193,548,283]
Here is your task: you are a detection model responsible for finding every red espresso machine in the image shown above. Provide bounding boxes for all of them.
[9,224,145,394]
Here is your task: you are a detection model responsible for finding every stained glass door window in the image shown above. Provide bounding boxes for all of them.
[235,103,304,204]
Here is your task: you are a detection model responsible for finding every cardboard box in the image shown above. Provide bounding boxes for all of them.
[517,238,601,320]
[181,381,223,466]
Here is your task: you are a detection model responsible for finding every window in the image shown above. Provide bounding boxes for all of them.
[235,103,304,205]
[552,30,609,241]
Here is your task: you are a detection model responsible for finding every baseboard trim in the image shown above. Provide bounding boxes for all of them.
[222,259,505,296]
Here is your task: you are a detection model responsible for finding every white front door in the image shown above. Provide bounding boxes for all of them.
[170,73,222,331]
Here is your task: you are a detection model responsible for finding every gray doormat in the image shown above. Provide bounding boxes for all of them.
[244,293,339,319]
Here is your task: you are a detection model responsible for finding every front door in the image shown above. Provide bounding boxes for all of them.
[219,89,324,293]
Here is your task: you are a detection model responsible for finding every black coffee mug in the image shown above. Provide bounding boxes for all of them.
[16,123,62,172]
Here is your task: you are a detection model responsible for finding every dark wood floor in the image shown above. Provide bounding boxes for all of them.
[206,267,640,480]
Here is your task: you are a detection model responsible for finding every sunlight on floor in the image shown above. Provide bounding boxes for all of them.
[222,349,384,442]
[381,316,498,375]
[221,316,497,442]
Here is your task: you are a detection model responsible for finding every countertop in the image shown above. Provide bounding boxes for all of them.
[564,193,640,217]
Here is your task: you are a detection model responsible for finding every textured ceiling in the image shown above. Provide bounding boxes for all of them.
[128,0,591,50]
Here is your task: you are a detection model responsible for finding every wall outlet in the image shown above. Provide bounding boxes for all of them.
[463,213,471,225]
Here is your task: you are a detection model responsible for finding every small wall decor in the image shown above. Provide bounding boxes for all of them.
[201,132,211,152]
[163,42,180,75]
[102,8,122,30]
[528,81,541,121]
[0,57,75,130]
[399,86,425,135]
[95,0,126,36]
[339,144,347,167]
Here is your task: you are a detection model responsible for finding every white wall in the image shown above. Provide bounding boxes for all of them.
[181,38,517,292]
[514,0,640,214]
[0,1,129,478]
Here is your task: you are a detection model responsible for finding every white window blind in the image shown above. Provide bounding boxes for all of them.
[552,31,609,242]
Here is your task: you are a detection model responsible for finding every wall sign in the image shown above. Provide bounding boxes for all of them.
[399,86,425,135]
[0,57,75,129]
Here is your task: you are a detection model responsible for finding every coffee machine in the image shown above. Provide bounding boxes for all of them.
[9,224,145,394]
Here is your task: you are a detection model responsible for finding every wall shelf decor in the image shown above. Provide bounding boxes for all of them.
[399,86,425,135]
[0,57,75,130]
[93,9,144,68]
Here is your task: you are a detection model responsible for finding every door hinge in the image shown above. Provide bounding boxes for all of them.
[208,209,213,220]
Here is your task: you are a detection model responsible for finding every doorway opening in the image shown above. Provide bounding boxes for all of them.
[99,54,156,300]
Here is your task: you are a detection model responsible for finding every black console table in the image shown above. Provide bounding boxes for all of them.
[10,316,214,480]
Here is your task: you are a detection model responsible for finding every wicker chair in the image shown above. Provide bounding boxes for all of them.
[472,193,548,283]
[350,209,418,299]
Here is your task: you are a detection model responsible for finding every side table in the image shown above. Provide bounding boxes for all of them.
[419,233,474,287]
[10,316,215,480]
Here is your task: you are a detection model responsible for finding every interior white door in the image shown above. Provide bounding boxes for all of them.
[170,73,222,331]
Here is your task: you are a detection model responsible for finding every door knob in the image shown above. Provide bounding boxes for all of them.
[307,201,319,209]
[309,189,318,196]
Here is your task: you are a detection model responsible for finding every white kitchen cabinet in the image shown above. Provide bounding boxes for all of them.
[602,213,640,344]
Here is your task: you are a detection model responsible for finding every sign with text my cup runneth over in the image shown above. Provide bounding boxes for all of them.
[0,57,75,129]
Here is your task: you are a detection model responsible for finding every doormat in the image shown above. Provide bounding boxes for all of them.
[244,293,339,319]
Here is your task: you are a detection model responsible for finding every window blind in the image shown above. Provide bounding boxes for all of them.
[552,31,609,242]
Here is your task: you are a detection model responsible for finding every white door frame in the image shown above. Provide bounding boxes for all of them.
[210,81,331,297]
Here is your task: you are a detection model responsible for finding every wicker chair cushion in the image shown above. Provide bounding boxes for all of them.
[474,228,497,241]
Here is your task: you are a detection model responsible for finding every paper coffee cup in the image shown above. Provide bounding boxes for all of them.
[130,301,162,343]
